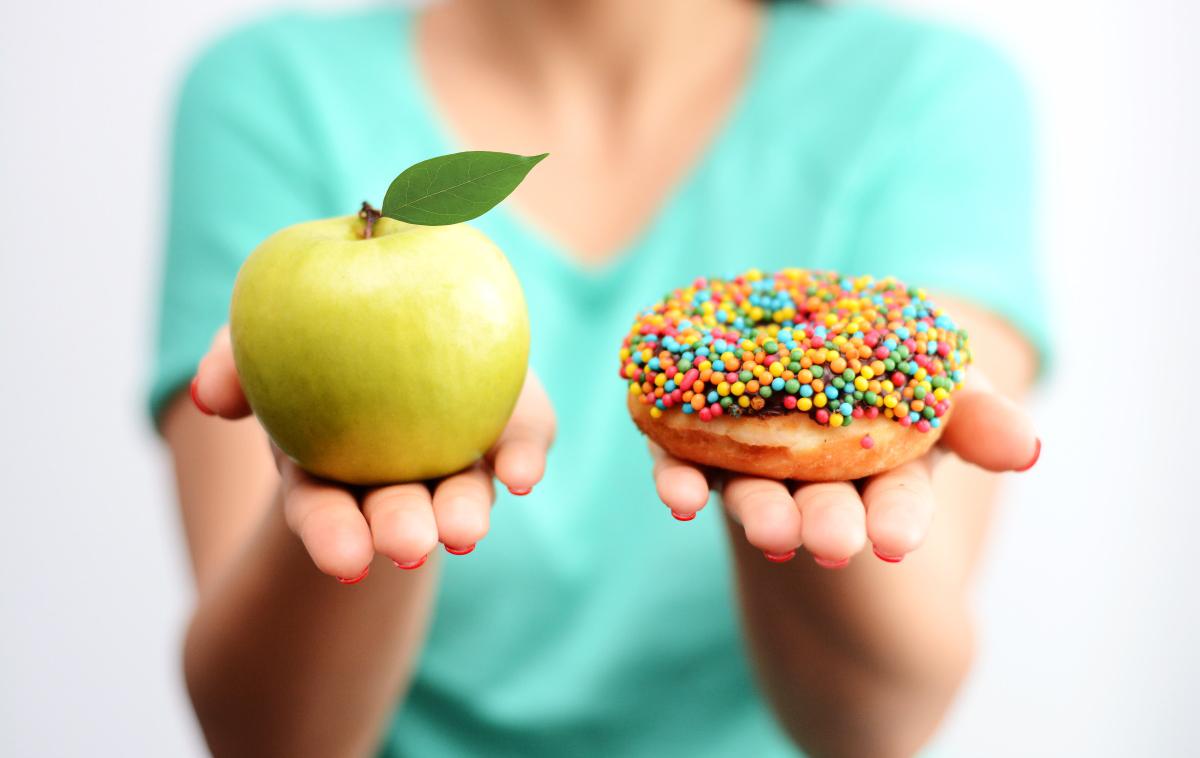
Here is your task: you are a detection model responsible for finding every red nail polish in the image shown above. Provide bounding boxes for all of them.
[814,556,850,569]
[671,510,696,522]
[337,565,370,584]
[763,549,796,563]
[445,544,475,556]
[873,547,904,563]
[1015,438,1042,472]
[508,486,532,496]
[393,554,428,570]
[189,376,215,416]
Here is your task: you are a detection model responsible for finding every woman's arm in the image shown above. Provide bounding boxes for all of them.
[722,445,1002,756]
[651,298,1039,758]
[165,402,441,757]
[164,329,553,757]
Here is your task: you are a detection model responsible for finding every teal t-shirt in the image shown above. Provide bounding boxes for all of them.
[151,3,1046,756]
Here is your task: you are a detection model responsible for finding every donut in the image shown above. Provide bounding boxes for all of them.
[617,269,971,481]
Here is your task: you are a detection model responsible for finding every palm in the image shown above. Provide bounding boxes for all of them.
[649,373,1039,565]
[192,327,555,581]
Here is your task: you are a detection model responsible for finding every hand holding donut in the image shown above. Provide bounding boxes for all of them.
[190,326,555,582]
[648,370,1038,566]
[621,269,1040,565]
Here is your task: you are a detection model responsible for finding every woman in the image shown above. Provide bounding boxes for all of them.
[154,0,1045,755]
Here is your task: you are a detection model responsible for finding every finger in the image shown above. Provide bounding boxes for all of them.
[940,373,1040,472]
[281,463,373,581]
[488,371,555,496]
[648,442,710,520]
[722,476,803,559]
[431,464,495,554]
[193,326,252,419]
[362,483,439,568]
[861,458,936,562]
[794,481,867,567]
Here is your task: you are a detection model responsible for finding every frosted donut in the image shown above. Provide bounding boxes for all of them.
[618,269,971,482]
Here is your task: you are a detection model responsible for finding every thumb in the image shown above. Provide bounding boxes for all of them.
[191,325,253,419]
[487,369,556,494]
[939,371,1040,472]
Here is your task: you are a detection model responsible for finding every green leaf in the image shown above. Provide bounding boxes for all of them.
[381,151,548,226]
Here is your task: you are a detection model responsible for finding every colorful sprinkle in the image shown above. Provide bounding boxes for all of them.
[861,434,874,449]
[618,269,971,433]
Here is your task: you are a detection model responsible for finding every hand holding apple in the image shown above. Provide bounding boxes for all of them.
[192,326,555,580]
[229,150,547,485]
[191,151,553,579]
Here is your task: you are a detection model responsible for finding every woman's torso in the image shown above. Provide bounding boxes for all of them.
[156,3,1035,754]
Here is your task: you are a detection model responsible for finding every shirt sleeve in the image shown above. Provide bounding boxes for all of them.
[841,32,1051,375]
[147,16,331,425]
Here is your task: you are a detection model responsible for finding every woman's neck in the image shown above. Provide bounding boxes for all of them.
[435,0,756,104]
[415,0,763,262]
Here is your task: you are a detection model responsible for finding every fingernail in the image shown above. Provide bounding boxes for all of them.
[337,565,370,584]
[189,376,215,416]
[393,554,428,570]
[1015,438,1041,472]
[814,556,850,569]
[763,549,796,563]
[873,547,904,563]
[671,510,696,522]
[508,486,532,496]
[445,543,475,556]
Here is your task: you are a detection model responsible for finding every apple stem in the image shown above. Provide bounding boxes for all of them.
[359,201,382,240]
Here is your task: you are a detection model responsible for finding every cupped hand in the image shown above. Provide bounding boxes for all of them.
[190,327,555,582]
[649,373,1040,566]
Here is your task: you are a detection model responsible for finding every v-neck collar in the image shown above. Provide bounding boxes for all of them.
[390,2,781,285]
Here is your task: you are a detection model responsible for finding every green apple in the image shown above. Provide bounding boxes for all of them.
[229,214,530,485]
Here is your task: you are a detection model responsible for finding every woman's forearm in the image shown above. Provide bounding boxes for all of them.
[723,300,1034,757]
[725,461,994,758]
[184,491,438,758]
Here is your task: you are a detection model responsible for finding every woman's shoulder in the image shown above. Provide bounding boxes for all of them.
[765,1,1027,105]
[176,5,410,100]
[774,1,1021,66]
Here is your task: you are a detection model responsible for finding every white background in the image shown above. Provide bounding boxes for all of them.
[1,1,1195,755]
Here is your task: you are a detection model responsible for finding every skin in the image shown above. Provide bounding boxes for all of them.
[172,327,553,756]
[167,1,1040,756]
